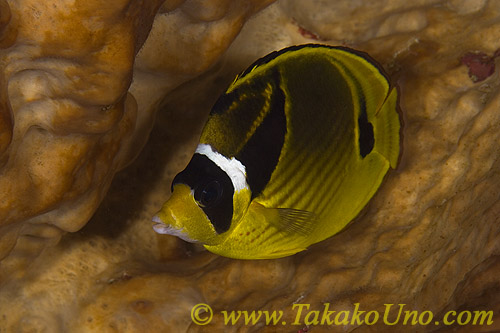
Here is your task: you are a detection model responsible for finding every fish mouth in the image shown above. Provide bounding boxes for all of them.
[151,215,197,243]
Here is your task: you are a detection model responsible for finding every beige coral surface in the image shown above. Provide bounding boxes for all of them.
[0,0,273,277]
[1,0,500,332]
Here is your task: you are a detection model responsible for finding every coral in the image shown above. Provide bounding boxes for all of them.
[0,0,274,276]
[1,0,500,332]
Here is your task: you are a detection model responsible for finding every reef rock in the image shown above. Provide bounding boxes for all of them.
[1,0,500,332]
[0,0,274,278]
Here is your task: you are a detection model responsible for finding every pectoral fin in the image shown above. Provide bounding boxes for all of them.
[271,208,318,238]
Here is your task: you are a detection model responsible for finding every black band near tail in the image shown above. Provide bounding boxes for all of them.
[358,101,374,157]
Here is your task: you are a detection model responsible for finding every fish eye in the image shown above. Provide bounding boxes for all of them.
[195,180,223,208]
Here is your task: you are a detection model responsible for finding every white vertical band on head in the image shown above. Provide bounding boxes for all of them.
[195,144,248,192]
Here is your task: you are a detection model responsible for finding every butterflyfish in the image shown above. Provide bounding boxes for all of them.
[152,44,401,259]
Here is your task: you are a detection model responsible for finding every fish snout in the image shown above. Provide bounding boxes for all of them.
[151,211,197,243]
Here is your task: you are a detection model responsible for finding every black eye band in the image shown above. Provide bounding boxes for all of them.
[195,180,223,208]
[172,153,234,234]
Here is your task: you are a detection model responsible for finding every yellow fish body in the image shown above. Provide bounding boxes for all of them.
[153,44,401,259]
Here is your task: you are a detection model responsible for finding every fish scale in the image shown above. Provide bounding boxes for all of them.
[261,65,353,206]
[279,122,351,212]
